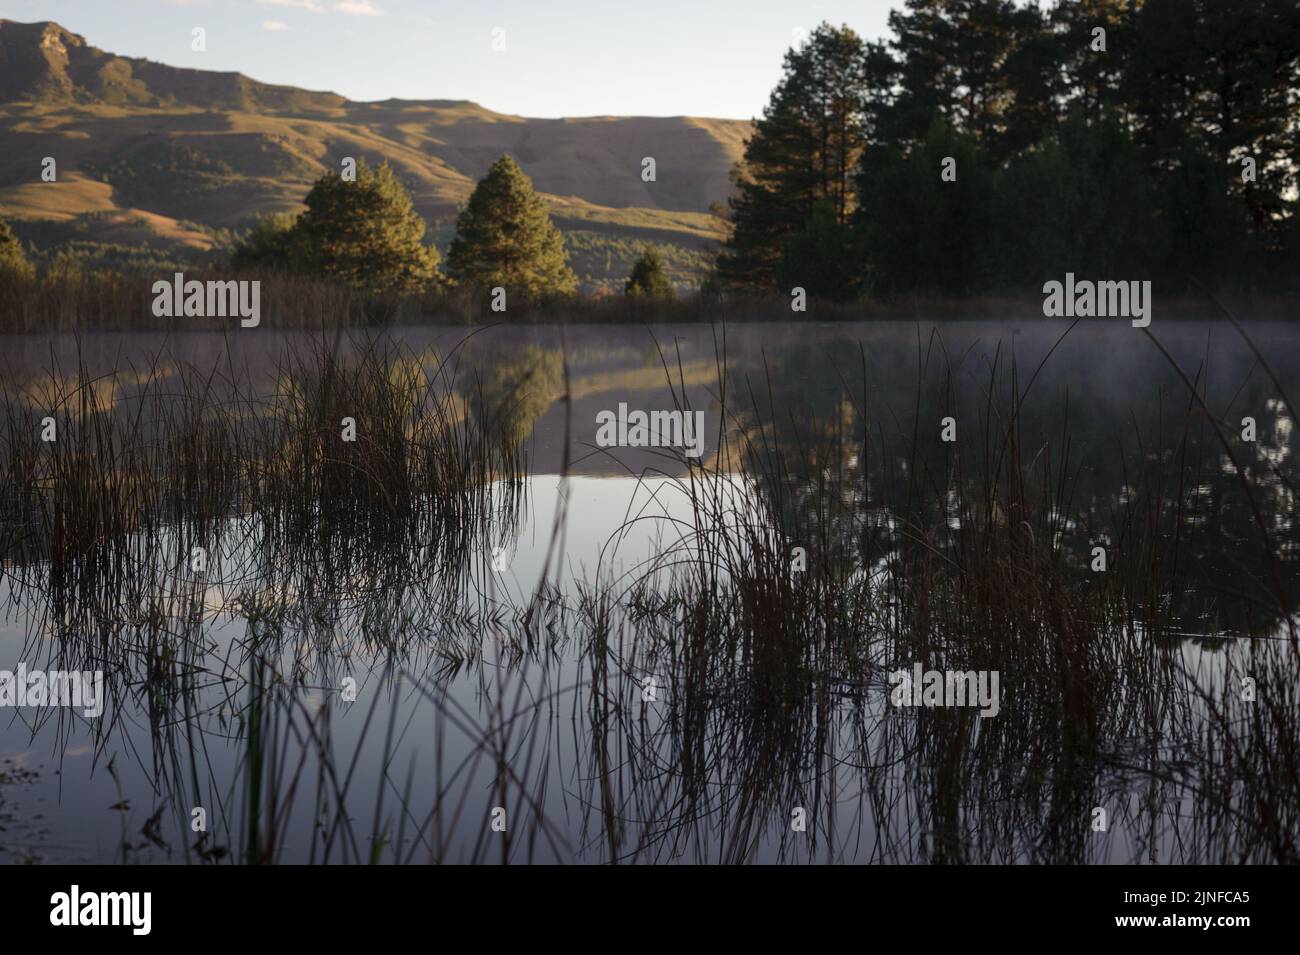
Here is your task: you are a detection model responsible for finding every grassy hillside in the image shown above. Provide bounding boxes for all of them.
[0,20,748,289]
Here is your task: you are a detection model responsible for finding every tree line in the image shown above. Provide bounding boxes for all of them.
[716,0,1300,299]
[227,155,672,300]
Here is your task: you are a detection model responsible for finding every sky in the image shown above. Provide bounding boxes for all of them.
[0,0,896,119]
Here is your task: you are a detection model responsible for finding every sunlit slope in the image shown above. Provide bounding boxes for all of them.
[0,20,749,254]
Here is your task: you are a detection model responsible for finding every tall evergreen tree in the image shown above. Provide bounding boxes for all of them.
[998,4,1059,155]
[1049,0,1135,126]
[446,155,578,297]
[716,23,876,293]
[884,0,1039,155]
[1125,0,1300,237]
[296,159,441,294]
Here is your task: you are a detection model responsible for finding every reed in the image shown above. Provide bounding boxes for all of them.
[1,320,1295,863]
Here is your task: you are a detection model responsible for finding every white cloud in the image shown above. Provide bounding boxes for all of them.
[261,21,290,31]
[334,1,383,16]
[258,0,325,13]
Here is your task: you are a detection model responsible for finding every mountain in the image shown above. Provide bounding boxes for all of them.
[0,20,750,287]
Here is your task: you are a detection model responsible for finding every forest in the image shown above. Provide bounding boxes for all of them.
[716,0,1300,299]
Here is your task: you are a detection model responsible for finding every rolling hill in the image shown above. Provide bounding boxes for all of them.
[0,19,750,288]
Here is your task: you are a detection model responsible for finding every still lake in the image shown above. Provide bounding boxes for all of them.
[2,319,1297,863]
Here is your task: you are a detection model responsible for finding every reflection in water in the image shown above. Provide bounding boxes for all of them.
[0,321,1297,863]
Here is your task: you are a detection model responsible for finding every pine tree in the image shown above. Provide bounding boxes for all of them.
[0,218,33,279]
[884,0,1038,155]
[1125,0,1300,237]
[715,23,878,293]
[1049,0,1134,126]
[446,155,578,298]
[296,159,440,294]
[625,247,674,298]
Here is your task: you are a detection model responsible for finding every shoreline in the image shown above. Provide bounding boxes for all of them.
[2,275,1297,332]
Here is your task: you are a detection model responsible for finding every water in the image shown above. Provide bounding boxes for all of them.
[1,319,1297,863]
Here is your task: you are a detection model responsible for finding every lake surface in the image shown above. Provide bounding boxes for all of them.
[2,319,1297,863]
